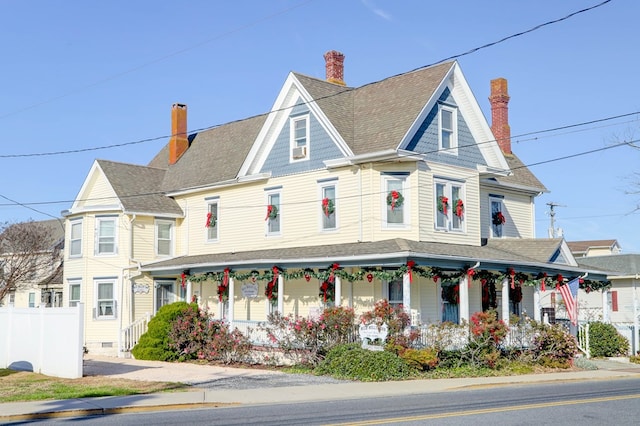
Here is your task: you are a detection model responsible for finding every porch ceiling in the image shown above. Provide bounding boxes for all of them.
[141,238,610,281]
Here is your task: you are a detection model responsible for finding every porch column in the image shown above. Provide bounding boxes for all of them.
[501,277,510,326]
[277,274,284,313]
[602,290,610,323]
[403,273,411,315]
[335,276,342,306]
[459,276,469,323]
[533,283,541,322]
[228,277,235,328]
[435,277,442,321]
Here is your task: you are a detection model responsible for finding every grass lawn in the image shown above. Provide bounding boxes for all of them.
[0,369,189,403]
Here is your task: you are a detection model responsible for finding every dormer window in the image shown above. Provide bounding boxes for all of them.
[290,115,309,161]
[438,104,457,154]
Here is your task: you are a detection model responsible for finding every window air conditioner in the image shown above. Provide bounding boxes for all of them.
[292,146,307,159]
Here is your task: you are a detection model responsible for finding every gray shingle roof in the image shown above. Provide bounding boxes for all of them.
[142,237,602,279]
[492,154,547,193]
[97,160,183,216]
[577,254,640,275]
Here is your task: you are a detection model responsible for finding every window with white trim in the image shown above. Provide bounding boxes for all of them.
[69,219,83,257]
[95,279,116,319]
[290,115,309,160]
[154,280,185,313]
[155,219,174,257]
[490,196,504,238]
[95,216,117,255]
[382,174,408,227]
[435,180,465,232]
[68,279,81,307]
[266,191,281,235]
[28,292,36,308]
[438,104,458,153]
[386,278,403,309]
[320,183,337,231]
[206,199,219,242]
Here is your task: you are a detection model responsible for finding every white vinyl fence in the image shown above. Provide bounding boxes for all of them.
[0,304,84,378]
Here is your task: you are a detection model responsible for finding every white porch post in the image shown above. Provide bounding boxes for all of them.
[228,277,235,328]
[403,273,411,315]
[533,283,541,322]
[435,277,442,322]
[277,274,284,313]
[501,277,510,326]
[602,290,610,323]
[633,278,639,355]
[459,276,469,323]
[335,276,342,306]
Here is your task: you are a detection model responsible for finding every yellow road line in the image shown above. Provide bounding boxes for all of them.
[327,393,640,425]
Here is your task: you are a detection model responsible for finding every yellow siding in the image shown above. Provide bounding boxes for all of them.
[77,170,118,209]
[480,187,535,239]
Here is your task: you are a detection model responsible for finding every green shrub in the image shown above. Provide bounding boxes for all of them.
[588,322,629,358]
[400,348,439,371]
[131,302,193,361]
[529,322,577,368]
[315,343,411,381]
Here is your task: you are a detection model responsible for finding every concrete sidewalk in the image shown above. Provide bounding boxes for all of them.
[2,356,640,422]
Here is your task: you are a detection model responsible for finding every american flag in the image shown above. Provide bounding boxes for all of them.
[558,277,580,326]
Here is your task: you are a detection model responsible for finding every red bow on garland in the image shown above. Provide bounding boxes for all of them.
[407,260,415,283]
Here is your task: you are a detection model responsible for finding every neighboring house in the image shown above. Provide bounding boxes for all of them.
[568,239,622,258]
[62,51,608,357]
[0,219,65,308]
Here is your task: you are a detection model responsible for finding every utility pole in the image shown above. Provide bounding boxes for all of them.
[547,202,566,238]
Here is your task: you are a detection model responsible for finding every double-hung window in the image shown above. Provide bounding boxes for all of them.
[490,196,505,238]
[69,219,83,257]
[95,216,117,255]
[319,180,337,231]
[68,279,81,307]
[155,219,173,257]
[266,190,281,235]
[206,198,219,242]
[290,115,309,160]
[382,174,408,227]
[95,279,116,319]
[438,104,458,154]
[435,180,465,232]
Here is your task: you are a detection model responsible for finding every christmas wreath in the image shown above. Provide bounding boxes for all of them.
[454,199,464,218]
[492,211,506,226]
[265,204,278,221]
[437,196,449,215]
[319,280,335,303]
[441,284,459,304]
[322,197,335,217]
[205,212,216,228]
[386,190,404,210]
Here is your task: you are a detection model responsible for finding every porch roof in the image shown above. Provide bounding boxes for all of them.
[141,238,609,281]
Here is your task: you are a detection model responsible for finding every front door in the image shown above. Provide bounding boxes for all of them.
[155,280,185,313]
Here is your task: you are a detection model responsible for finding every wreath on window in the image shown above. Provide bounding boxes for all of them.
[265,279,278,303]
[454,199,464,218]
[492,211,506,226]
[509,284,522,303]
[205,212,216,228]
[441,284,459,304]
[319,280,335,303]
[437,196,449,215]
[265,204,278,221]
[386,190,404,210]
[322,197,335,217]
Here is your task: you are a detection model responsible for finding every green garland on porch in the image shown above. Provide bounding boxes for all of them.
[178,265,611,293]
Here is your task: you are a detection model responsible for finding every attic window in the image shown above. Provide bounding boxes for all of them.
[438,104,458,155]
[290,115,309,161]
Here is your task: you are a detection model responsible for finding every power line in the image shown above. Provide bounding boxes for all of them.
[0,0,613,159]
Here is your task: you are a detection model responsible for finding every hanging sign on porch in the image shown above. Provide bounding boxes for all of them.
[133,283,149,294]
[241,282,259,298]
[358,323,388,351]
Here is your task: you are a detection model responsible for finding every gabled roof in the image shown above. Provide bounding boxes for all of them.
[96,160,183,216]
[567,239,621,254]
[486,238,574,265]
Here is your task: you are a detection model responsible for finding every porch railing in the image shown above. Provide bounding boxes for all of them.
[577,323,590,358]
[120,313,152,353]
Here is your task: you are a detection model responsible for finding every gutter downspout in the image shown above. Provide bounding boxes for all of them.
[118,214,142,357]
[634,275,639,355]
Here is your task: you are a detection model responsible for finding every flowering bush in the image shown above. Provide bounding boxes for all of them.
[528,322,578,368]
[259,306,356,366]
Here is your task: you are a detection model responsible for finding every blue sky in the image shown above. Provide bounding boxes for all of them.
[2,0,639,252]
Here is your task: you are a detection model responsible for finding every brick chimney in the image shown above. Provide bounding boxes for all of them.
[324,50,345,86]
[489,78,511,154]
[169,103,188,165]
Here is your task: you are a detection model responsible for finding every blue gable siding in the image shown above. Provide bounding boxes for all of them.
[260,98,344,177]
[406,89,487,169]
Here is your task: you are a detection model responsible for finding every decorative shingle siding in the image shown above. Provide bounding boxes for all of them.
[407,89,487,169]
[260,98,344,177]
